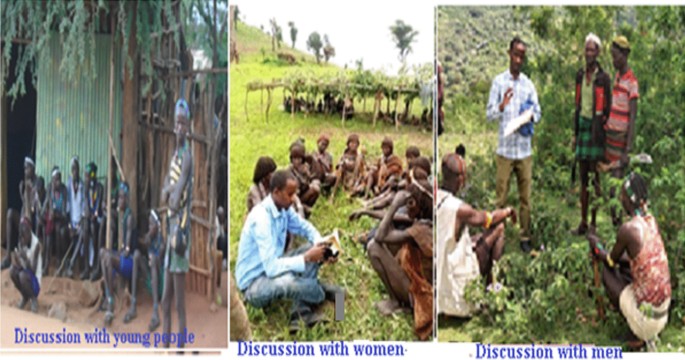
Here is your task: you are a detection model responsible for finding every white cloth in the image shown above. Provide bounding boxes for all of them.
[619,285,670,341]
[437,190,481,317]
[25,233,42,286]
[67,177,84,229]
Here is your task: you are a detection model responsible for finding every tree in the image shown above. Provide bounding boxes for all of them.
[323,34,335,63]
[288,21,298,49]
[389,20,419,63]
[306,32,323,64]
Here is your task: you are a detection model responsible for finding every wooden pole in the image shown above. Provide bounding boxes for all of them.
[1,80,6,245]
[394,90,401,130]
[106,13,116,250]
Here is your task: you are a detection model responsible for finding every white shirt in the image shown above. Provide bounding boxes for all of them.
[436,189,480,317]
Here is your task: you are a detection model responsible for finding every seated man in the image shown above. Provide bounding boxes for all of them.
[83,162,105,281]
[437,153,515,318]
[3,157,37,270]
[63,156,85,278]
[137,210,165,331]
[45,166,69,276]
[32,176,47,256]
[10,217,42,313]
[587,173,671,349]
[367,177,434,340]
[100,182,139,326]
[235,170,341,333]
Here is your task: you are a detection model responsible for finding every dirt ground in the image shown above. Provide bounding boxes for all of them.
[0,257,228,350]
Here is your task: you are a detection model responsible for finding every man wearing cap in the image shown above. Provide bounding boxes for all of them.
[80,163,105,281]
[63,156,86,278]
[571,33,612,236]
[2,157,37,270]
[160,99,194,348]
[603,35,639,227]
[486,36,541,253]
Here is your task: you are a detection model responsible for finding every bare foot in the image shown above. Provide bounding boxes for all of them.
[375,299,406,316]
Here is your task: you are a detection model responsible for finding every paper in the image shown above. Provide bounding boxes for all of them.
[503,109,533,137]
[322,228,342,257]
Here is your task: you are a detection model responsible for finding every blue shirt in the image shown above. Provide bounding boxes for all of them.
[486,69,542,160]
[235,195,323,291]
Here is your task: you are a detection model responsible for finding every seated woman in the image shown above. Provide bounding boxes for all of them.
[10,217,42,313]
[362,156,430,211]
[288,141,320,218]
[330,134,366,200]
[587,173,671,349]
[366,175,433,340]
[357,137,403,199]
[310,135,337,192]
[247,157,277,212]
[437,153,515,318]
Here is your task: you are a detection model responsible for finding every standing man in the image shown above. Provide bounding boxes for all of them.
[160,99,194,348]
[486,37,541,253]
[604,36,639,227]
[571,34,612,236]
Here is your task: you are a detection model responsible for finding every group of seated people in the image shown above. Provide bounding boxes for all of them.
[2,156,164,327]
[236,133,435,339]
[3,157,112,315]
[437,147,672,349]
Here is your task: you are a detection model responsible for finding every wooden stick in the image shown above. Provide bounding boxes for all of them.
[592,256,605,320]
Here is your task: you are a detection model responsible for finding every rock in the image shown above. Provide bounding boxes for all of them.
[48,302,68,323]
[78,281,100,307]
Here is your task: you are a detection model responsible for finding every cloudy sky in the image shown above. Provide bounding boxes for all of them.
[232,0,434,74]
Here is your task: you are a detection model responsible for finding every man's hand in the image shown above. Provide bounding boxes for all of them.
[393,190,411,206]
[349,210,365,221]
[499,88,514,112]
[304,243,328,263]
[507,207,517,225]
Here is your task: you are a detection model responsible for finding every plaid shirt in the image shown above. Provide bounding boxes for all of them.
[486,69,542,160]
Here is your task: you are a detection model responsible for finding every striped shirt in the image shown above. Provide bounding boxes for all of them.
[486,70,542,160]
[604,69,639,162]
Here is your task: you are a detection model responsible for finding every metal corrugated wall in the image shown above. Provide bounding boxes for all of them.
[36,34,122,181]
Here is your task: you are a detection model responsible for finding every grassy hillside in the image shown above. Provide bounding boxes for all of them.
[230,22,433,341]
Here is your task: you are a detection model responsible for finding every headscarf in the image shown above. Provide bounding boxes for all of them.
[585,33,602,50]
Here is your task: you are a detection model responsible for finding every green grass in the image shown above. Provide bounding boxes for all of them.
[437,125,685,351]
[230,23,433,341]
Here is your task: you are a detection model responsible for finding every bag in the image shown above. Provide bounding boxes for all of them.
[518,99,536,137]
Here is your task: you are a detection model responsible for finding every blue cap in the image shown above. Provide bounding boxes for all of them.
[175,98,190,119]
